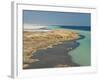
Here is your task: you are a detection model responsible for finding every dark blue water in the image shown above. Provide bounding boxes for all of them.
[60,26,90,31]
[48,26,90,31]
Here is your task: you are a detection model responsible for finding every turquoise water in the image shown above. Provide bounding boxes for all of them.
[69,29,91,66]
[48,26,91,66]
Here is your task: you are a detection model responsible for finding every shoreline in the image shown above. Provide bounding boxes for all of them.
[23,29,80,69]
[24,40,80,69]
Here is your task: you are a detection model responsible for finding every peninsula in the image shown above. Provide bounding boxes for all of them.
[23,30,80,68]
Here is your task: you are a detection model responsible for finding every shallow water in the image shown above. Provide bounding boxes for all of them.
[68,29,90,66]
[48,26,91,66]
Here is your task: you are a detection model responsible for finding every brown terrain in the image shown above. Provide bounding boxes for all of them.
[23,30,80,68]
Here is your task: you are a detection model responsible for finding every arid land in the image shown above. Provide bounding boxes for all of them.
[23,30,80,68]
